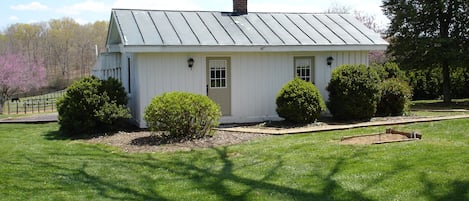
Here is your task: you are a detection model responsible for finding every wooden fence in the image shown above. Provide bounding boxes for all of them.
[5,90,65,114]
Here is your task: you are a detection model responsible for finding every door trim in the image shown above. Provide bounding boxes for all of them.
[206,57,231,116]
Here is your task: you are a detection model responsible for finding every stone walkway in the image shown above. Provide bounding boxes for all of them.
[217,114,469,135]
[0,113,58,123]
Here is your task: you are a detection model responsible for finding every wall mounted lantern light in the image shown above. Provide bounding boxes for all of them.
[187,58,194,68]
[326,56,334,66]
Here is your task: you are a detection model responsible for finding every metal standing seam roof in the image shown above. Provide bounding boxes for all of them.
[108,9,388,48]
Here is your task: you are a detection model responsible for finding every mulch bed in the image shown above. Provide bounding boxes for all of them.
[85,130,270,153]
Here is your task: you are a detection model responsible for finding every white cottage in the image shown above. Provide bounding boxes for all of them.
[94,0,388,128]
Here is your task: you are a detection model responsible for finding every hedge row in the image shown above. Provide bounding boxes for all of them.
[406,67,469,100]
[274,62,412,123]
[327,63,412,120]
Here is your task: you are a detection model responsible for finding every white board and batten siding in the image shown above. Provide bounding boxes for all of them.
[132,51,369,127]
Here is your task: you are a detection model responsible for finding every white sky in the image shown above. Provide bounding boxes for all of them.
[1,0,389,30]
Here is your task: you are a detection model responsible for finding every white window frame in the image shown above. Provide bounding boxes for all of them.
[209,60,228,89]
[294,57,314,83]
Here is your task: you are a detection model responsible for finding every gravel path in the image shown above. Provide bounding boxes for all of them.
[0,113,58,123]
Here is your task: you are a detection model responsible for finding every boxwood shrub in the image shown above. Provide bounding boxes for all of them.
[144,92,221,142]
[376,78,413,116]
[326,64,381,120]
[451,67,469,99]
[406,68,442,100]
[56,76,131,135]
[406,67,469,100]
[276,77,325,123]
[374,62,407,81]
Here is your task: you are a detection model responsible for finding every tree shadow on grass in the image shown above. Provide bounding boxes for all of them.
[138,147,376,200]
[10,145,382,201]
[43,130,112,141]
[43,130,69,140]
[17,155,169,201]
[129,132,196,146]
[43,123,142,141]
[19,131,466,201]
[412,99,469,110]
[420,172,469,201]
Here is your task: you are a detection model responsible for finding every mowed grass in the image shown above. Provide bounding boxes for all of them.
[1,120,469,201]
[409,99,469,117]
[1,90,64,117]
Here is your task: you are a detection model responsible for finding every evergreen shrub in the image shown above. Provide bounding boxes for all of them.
[375,62,407,81]
[406,67,469,100]
[326,64,381,120]
[376,78,413,116]
[144,92,221,142]
[276,77,325,123]
[406,68,442,100]
[56,77,130,135]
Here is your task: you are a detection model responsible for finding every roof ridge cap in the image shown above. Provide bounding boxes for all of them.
[110,8,345,15]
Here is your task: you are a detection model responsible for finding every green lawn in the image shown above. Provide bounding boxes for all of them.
[1,120,469,200]
[410,99,469,117]
[412,99,469,110]
[1,90,64,116]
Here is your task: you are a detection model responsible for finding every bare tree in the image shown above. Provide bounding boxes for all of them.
[326,3,389,64]
[0,18,108,91]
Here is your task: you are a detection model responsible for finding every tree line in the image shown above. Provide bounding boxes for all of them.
[0,18,108,90]
[331,1,469,102]
[383,0,469,103]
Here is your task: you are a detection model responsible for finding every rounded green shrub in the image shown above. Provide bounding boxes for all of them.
[374,62,407,81]
[99,76,128,105]
[406,66,469,100]
[276,77,325,123]
[144,92,221,142]
[56,77,131,135]
[326,64,381,120]
[450,67,469,99]
[406,68,442,100]
[376,78,413,116]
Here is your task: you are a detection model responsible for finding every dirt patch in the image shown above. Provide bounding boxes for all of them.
[340,129,421,145]
[340,133,413,145]
[85,130,270,153]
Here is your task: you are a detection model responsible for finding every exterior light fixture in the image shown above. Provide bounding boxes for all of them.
[326,56,334,66]
[187,58,194,68]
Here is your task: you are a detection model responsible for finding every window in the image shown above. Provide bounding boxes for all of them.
[127,57,131,93]
[294,57,314,83]
[209,60,227,88]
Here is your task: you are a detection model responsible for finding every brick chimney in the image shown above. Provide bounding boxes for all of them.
[233,0,247,15]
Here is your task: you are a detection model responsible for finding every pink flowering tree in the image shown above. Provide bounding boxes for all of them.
[0,52,46,114]
[369,50,388,65]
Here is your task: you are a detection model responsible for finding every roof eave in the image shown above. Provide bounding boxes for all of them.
[122,44,388,53]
